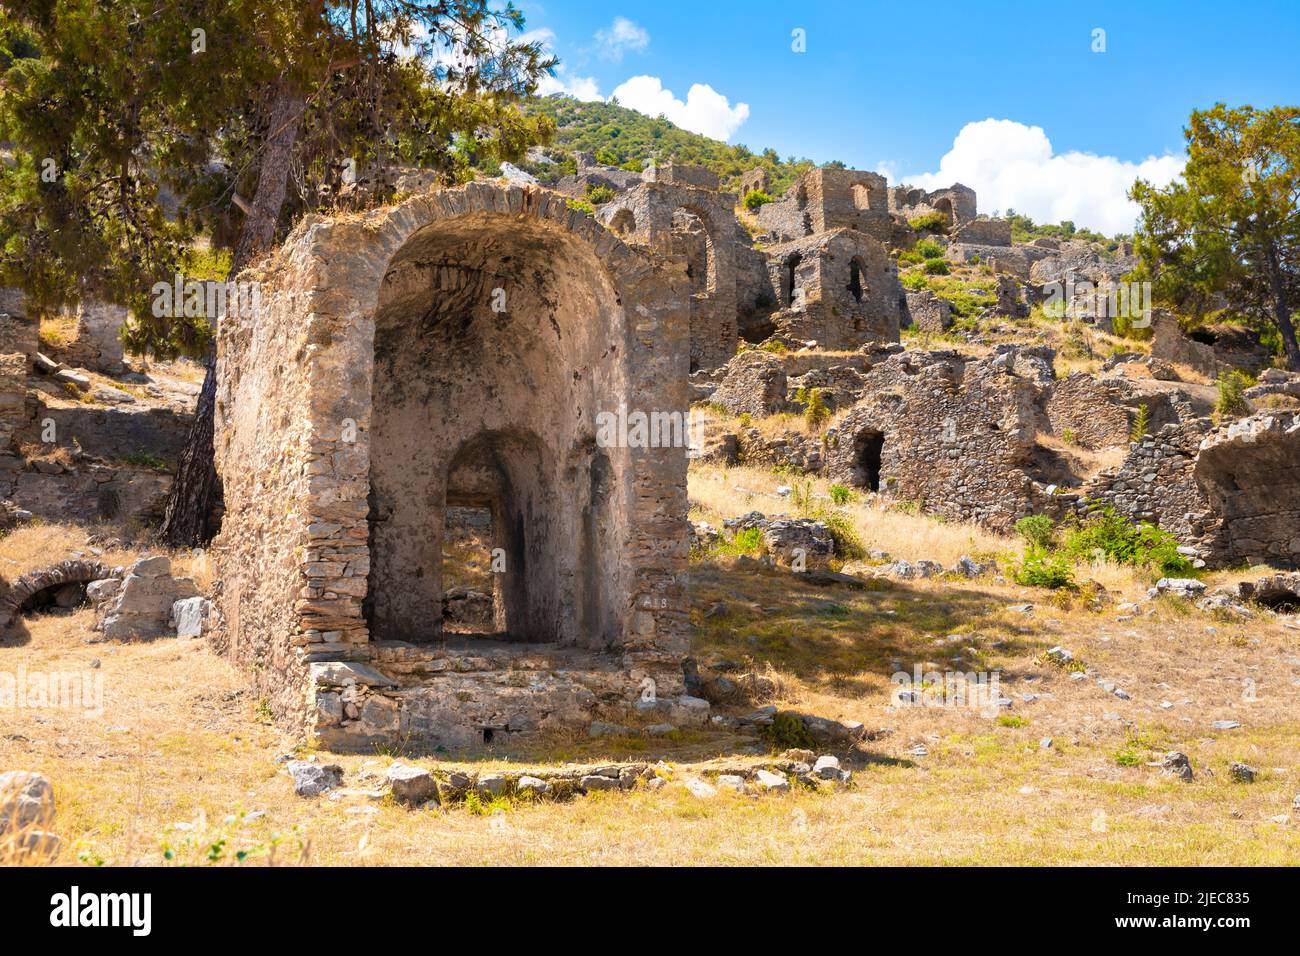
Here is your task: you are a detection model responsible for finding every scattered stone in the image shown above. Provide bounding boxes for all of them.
[1156,577,1207,599]
[579,774,620,792]
[754,769,790,793]
[1045,646,1074,664]
[684,777,718,799]
[476,773,508,797]
[1161,752,1194,782]
[286,761,343,797]
[716,774,745,792]
[644,723,676,737]
[1229,762,1257,784]
[385,762,438,806]
[515,776,552,798]
[1211,720,1242,730]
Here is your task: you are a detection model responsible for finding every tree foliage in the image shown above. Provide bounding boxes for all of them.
[0,0,556,357]
[1130,103,1300,369]
[519,95,818,198]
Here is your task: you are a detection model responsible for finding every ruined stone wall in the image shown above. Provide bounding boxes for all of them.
[826,348,1052,528]
[757,168,892,243]
[213,182,692,747]
[1194,412,1300,566]
[952,218,1012,246]
[1044,373,1135,449]
[1074,421,1214,548]
[597,181,740,370]
[764,228,902,348]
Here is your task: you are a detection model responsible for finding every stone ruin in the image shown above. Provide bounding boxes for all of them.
[209,181,696,750]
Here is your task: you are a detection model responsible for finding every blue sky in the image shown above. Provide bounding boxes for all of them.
[515,0,1299,233]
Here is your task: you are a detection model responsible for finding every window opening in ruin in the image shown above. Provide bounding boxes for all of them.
[441,504,500,636]
[934,197,954,229]
[784,253,803,308]
[855,430,885,492]
[848,258,865,303]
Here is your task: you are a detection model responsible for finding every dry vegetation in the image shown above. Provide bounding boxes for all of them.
[3,479,1299,866]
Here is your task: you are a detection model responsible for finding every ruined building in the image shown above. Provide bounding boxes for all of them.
[210,182,695,749]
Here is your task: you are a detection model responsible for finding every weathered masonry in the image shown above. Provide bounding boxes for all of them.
[210,182,695,750]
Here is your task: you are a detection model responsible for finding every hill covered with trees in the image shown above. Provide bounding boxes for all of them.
[519,94,820,196]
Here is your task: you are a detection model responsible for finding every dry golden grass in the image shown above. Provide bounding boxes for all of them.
[37,314,80,352]
[3,507,1299,866]
[690,462,1008,567]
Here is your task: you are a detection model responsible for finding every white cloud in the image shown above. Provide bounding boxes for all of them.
[593,17,650,61]
[609,75,750,140]
[899,119,1184,235]
[537,68,602,100]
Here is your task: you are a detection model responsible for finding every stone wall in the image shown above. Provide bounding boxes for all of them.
[212,182,695,750]
[763,228,903,349]
[757,168,892,243]
[598,181,742,371]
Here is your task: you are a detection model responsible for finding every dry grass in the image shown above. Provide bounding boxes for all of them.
[37,314,80,352]
[690,462,1008,567]
[3,508,1299,866]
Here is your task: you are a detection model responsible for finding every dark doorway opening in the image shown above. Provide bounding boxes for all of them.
[854,430,885,492]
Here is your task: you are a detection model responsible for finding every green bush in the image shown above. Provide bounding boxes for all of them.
[908,211,949,234]
[1214,369,1252,420]
[803,387,829,430]
[1129,403,1150,442]
[828,483,855,506]
[914,238,944,259]
[566,198,596,215]
[1014,515,1057,550]
[901,271,928,291]
[711,526,764,558]
[1062,507,1194,577]
[897,249,923,265]
[922,258,950,276]
[1012,547,1076,590]
[584,183,616,205]
[743,188,773,210]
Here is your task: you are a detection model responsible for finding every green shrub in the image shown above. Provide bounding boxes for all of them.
[803,387,829,430]
[908,211,949,234]
[821,511,867,560]
[764,712,817,750]
[914,238,944,259]
[922,258,950,276]
[828,483,855,506]
[584,183,616,205]
[1014,515,1057,550]
[1129,403,1150,442]
[743,188,773,210]
[758,340,788,354]
[901,271,928,291]
[1012,546,1076,590]
[897,249,923,265]
[566,198,596,215]
[712,526,764,558]
[1062,506,1194,577]
[1214,369,1252,420]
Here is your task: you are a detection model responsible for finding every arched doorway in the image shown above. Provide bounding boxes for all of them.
[366,214,632,647]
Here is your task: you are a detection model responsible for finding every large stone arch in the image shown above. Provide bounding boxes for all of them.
[0,560,116,628]
[212,182,692,741]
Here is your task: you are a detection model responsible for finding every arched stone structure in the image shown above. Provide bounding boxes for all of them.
[597,182,740,371]
[212,182,693,749]
[0,559,116,628]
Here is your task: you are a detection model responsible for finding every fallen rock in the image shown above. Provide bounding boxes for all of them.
[1229,762,1257,783]
[755,769,790,793]
[386,763,438,806]
[1156,577,1207,599]
[286,761,343,797]
[1161,751,1194,782]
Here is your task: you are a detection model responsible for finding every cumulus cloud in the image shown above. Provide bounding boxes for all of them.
[593,17,650,61]
[610,75,750,140]
[898,119,1184,235]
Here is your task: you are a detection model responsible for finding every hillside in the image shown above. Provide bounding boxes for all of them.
[520,94,820,196]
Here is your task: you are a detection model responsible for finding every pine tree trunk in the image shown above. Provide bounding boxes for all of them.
[1265,242,1300,371]
[158,87,305,546]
